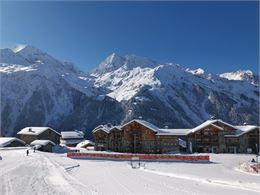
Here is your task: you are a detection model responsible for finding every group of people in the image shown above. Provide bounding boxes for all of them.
[26,147,36,156]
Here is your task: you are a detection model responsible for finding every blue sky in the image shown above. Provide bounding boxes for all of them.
[1,1,259,73]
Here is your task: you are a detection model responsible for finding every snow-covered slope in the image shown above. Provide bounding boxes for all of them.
[0,46,123,136]
[1,148,259,195]
[220,70,259,85]
[1,46,259,136]
[93,53,259,127]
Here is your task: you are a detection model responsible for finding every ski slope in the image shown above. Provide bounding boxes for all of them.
[0,148,259,195]
[0,148,87,195]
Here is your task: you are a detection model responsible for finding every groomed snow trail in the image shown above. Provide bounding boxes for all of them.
[1,149,260,195]
[0,148,87,195]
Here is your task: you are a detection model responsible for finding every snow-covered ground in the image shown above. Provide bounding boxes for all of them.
[0,148,259,195]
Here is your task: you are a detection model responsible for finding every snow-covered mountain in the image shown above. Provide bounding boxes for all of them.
[0,46,123,136]
[1,46,259,137]
[92,53,259,127]
[219,70,259,85]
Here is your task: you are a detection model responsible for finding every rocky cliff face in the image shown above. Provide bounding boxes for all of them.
[1,46,259,137]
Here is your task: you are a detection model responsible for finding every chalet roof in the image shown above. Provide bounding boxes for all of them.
[224,125,259,137]
[17,127,61,136]
[76,140,95,148]
[92,119,259,137]
[0,137,25,147]
[61,131,84,139]
[214,119,236,129]
[60,139,84,145]
[190,119,225,133]
[121,119,160,132]
[157,129,191,136]
[30,140,55,146]
[92,125,121,134]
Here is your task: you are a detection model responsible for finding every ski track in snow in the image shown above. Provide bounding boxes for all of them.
[0,149,87,195]
[1,149,260,195]
[140,167,260,193]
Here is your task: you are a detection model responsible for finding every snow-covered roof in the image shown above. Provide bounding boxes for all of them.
[0,137,25,147]
[76,140,95,148]
[224,125,259,137]
[190,120,225,133]
[30,140,55,146]
[92,119,259,138]
[60,139,83,145]
[121,119,160,132]
[17,127,60,136]
[61,131,84,139]
[92,125,121,134]
[157,129,191,136]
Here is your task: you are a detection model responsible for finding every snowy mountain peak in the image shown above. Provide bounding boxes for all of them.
[12,44,28,53]
[220,69,259,85]
[16,45,43,53]
[97,52,125,73]
[186,68,205,76]
[94,53,159,75]
[16,45,46,57]
[1,45,259,136]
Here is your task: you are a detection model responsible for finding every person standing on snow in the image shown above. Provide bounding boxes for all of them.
[26,149,29,156]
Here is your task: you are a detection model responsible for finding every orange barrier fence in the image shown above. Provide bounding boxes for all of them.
[67,152,210,162]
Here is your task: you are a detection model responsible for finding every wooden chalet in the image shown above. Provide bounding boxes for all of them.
[93,120,180,153]
[30,140,55,152]
[17,127,61,145]
[92,119,260,154]
[60,130,84,147]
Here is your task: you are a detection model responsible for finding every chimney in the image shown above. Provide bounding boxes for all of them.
[107,123,112,128]
[164,125,168,129]
[138,116,143,120]
[28,128,32,132]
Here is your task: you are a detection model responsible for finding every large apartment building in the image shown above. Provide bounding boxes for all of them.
[92,119,259,154]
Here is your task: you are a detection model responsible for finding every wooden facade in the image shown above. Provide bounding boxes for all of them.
[246,129,259,153]
[18,128,60,145]
[93,120,179,154]
[93,119,260,154]
[60,131,85,147]
[225,128,259,153]
[121,121,158,153]
[94,130,109,151]
[156,135,179,153]
[31,140,55,152]
[40,143,54,152]
[188,121,259,154]
[188,124,228,153]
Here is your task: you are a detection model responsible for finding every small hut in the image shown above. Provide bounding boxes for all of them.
[60,130,84,147]
[30,140,55,152]
[0,137,25,147]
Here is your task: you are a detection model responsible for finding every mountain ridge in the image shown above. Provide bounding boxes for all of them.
[0,46,259,137]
